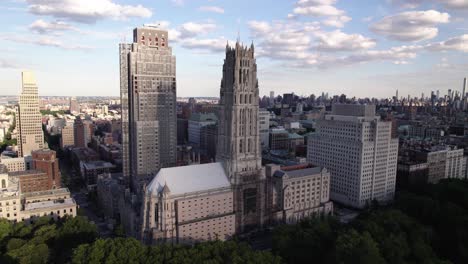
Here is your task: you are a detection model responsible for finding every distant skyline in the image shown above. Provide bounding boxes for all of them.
[1,0,468,98]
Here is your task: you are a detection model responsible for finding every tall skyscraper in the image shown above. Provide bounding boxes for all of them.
[69,97,79,114]
[216,42,265,231]
[308,104,398,208]
[120,26,177,189]
[17,71,45,157]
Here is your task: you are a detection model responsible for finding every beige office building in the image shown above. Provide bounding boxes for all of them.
[17,71,45,157]
[0,156,32,172]
[60,121,75,149]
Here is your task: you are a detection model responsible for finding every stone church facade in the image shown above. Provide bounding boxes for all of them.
[137,42,332,244]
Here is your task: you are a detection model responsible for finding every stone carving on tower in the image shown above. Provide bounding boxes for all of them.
[216,41,265,232]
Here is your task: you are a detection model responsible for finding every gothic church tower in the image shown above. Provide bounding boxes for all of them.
[217,42,265,232]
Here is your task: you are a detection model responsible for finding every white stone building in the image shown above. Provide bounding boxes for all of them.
[308,104,398,208]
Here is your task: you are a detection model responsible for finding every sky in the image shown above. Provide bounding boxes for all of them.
[1,0,468,98]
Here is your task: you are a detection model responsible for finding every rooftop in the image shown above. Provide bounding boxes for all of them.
[288,133,303,140]
[147,162,230,196]
[83,161,115,170]
[9,170,46,177]
[21,188,70,199]
[274,166,325,179]
[24,197,76,211]
[190,113,218,122]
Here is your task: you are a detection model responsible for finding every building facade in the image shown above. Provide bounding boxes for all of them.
[124,41,333,245]
[308,104,398,208]
[17,71,45,157]
[266,164,333,224]
[32,149,61,189]
[74,117,94,148]
[188,113,217,146]
[414,146,467,183]
[259,109,270,150]
[60,121,75,149]
[12,170,50,193]
[69,97,79,114]
[0,156,32,172]
[0,166,76,223]
[120,26,177,190]
[216,42,265,232]
[141,163,235,244]
[270,128,289,151]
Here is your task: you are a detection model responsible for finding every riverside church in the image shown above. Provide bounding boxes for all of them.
[119,26,332,245]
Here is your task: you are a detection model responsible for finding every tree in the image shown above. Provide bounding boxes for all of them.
[335,230,386,264]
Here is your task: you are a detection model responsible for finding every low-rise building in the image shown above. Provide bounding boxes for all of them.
[10,170,50,193]
[266,164,333,224]
[0,156,32,172]
[81,160,116,187]
[0,165,76,223]
[270,128,289,151]
[32,149,61,189]
[397,161,429,187]
[141,162,235,245]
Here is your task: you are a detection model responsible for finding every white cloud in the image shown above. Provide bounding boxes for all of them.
[370,10,450,41]
[180,38,228,52]
[392,0,468,9]
[291,0,351,28]
[426,34,468,52]
[314,30,376,51]
[163,21,229,53]
[436,57,452,68]
[29,19,75,34]
[26,0,152,24]
[441,0,468,9]
[178,22,217,39]
[198,6,225,14]
[248,20,319,62]
[0,58,19,69]
[3,35,93,51]
[322,15,351,28]
[318,45,421,68]
[171,0,185,7]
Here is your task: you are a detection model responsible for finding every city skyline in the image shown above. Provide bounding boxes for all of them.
[1,0,468,98]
